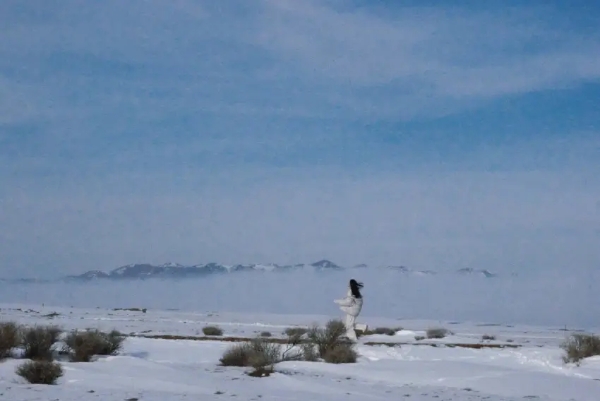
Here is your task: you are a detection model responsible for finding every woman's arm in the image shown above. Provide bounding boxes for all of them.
[334,296,355,307]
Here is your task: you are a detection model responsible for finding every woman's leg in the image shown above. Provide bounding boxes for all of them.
[345,314,357,341]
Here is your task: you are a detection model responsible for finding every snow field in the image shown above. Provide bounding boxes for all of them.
[1,303,599,401]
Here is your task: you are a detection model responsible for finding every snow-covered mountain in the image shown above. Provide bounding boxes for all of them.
[456,268,497,278]
[61,260,502,281]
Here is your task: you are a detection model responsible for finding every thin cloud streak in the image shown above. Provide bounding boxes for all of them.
[254,0,600,115]
[1,0,599,129]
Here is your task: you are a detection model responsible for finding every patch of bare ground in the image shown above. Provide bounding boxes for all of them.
[129,333,520,348]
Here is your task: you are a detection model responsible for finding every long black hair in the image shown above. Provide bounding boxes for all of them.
[349,279,364,298]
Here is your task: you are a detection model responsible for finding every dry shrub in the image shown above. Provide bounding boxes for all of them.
[561,333,600,365]
[247,340,282,374]
[21,325,62,361]
[482,334,496,341]
[114,307,147,313]
[306,319,346,358]
[220,320,358,374]
[415,335,425,341]
[284,327,308,337]
[0,321,20,359]
[220,337,302,367]
[371,327,398,336]
[63,329,124,362]
[220,343,253,367]
[16,360,63,385]
[220,336,304,376]
[202,326,223,336]
[323,343,358,364]
[426,327,450,339]
[300,343,319,362]
[259,331,272,337]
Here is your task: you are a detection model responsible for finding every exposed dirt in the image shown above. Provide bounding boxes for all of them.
[128,333,521,349]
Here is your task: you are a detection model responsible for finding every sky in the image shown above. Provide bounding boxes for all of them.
[0,0,599,279]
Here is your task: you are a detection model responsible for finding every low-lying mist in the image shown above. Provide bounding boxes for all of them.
[1,269,597,329]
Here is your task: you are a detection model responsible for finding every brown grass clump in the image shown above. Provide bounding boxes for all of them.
[113,307,147,313]
[426,327,450,339]
[218,319,360,374]
[219,342,254,367]
[16,360,63,385]
[561,333,600,365]
[284,327,308,337]
[365,327,399,336]
[323,343,358,364]
[220,335,305,376]
[0,321,20,359]
[63,329,125,362]
[220,337,302,367]
[21,325,62,361]
[306,319,357,363]
[202,326,224,336]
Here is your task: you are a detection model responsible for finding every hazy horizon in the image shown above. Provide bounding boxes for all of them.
[1,268,598,329]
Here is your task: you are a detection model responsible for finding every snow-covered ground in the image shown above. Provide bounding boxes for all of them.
[1,303,599,400]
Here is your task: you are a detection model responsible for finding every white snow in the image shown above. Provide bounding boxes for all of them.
[252,264,278,271]
[1,303,599,400]
[159,263,185,268]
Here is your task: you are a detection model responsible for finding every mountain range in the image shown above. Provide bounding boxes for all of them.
[56,260,498,281]
[0,260,502,283]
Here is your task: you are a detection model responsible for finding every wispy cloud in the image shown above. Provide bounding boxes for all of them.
[2,0,598,127]
[251,0,600,117]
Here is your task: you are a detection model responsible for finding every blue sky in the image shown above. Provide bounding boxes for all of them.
[0,0,599,278]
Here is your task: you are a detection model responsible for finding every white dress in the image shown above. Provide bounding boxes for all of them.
[334,289,363,341]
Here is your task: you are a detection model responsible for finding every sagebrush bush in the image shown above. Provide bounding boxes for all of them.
[306,319,348,360]
[219,343,250,367]
[371,327,398,336]
[0,321,20,359]
[426,327,450,339]
[220,343,253,367]
[301,343,319,362]
[284,327,308,337]
[219,338,298,368]
[561,333,600,365]
[16,360,63,385]
[114,307,147,313]
[323,343,358,364]
[260,331,272,337]
[220,336,305,377]
[202,326,223,336]
[247,340,282,368]
[63,329,125,362]
[21,325,62,361]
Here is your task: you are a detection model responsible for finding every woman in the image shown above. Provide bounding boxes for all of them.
[334,279,364,341]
